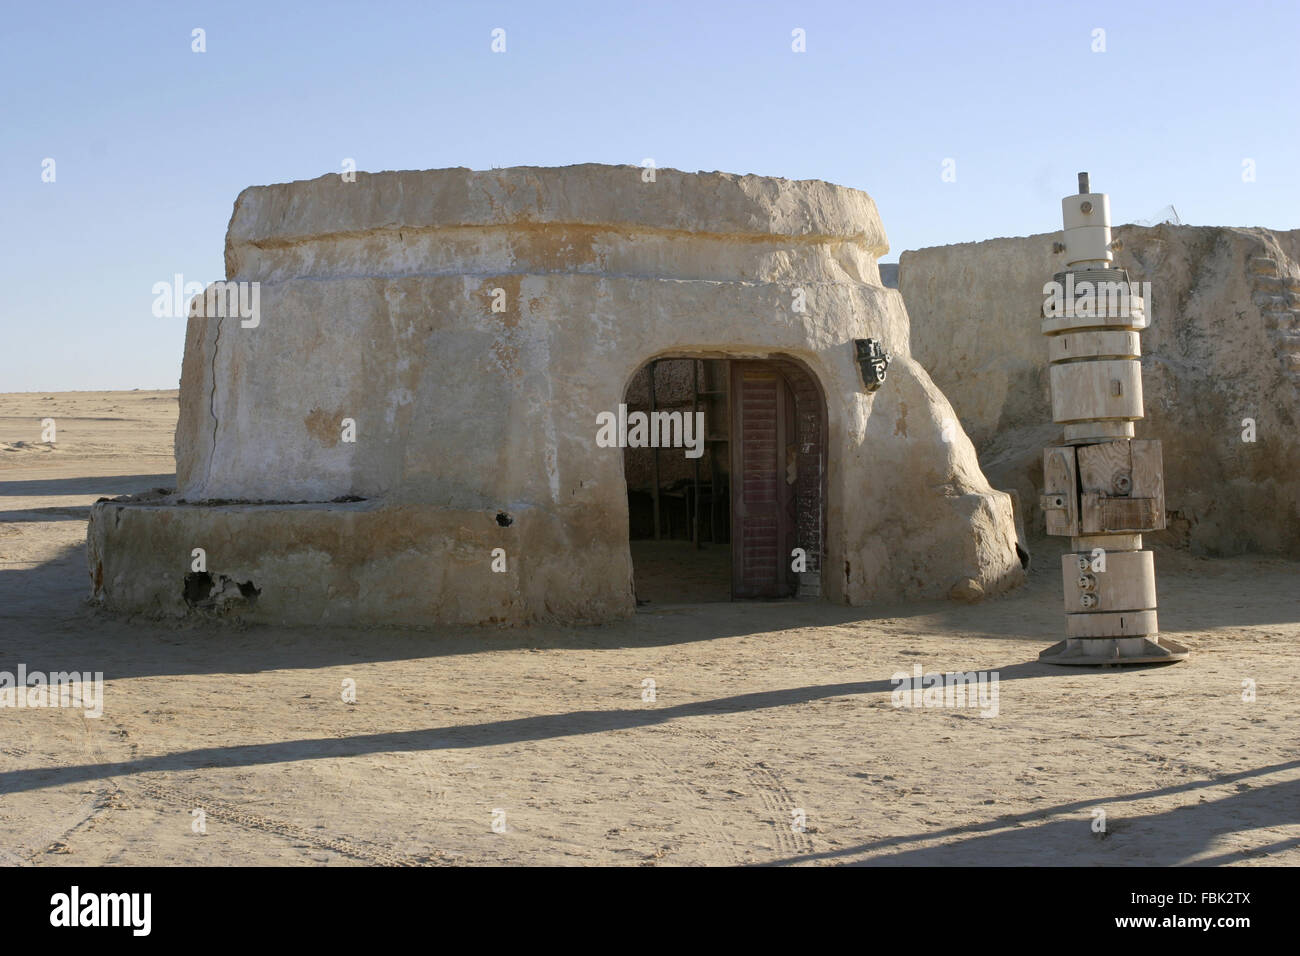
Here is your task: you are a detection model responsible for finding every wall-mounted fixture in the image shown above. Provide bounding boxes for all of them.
[855,338,890,392]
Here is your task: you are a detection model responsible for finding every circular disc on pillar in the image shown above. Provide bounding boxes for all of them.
[1038,636,1190,666]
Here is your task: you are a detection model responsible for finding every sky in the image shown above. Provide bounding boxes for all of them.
[3,0,1297,391]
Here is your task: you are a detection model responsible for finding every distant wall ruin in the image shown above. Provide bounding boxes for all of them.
[899,224,1300,556]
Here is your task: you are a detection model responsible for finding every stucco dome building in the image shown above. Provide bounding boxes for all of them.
[88,165,1025,625]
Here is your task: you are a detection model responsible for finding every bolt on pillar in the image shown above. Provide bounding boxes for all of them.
[1038,173,1188,666]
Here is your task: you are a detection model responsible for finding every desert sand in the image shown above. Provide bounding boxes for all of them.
[1,389,1298,866]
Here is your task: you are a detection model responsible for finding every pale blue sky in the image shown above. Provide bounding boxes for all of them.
[3,0,1297,390]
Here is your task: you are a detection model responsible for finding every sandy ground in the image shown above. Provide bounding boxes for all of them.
[1,389,1298,866]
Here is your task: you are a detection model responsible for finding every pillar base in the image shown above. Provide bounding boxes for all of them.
[1038,635,1189,666]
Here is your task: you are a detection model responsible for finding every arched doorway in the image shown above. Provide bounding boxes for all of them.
[622,354,827,605]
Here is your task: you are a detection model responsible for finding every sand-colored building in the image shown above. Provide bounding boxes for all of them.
[88,165,1024,625]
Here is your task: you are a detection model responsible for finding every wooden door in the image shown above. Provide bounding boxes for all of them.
[730,362,797,598]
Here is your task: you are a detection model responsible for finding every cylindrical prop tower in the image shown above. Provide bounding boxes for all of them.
[1038,173,1188,666]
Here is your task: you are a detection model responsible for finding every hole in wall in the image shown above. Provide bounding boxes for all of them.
[183,571,214,606]
[183,571,260,611]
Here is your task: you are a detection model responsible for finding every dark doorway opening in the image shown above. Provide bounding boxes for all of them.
[624,358,731,604]
[624,356,826,606]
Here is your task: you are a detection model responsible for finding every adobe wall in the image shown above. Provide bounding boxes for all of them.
[89,165,1025,625]
[899,224,1300,555]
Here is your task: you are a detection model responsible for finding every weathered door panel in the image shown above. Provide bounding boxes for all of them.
[1041,446,1080,537]
[1076,439,1165,533]
[731,363,796,598]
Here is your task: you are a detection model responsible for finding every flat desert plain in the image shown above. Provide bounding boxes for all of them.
[1,389,1298,866]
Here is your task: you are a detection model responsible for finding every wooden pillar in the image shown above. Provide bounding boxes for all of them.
[1038,175,1186,666]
